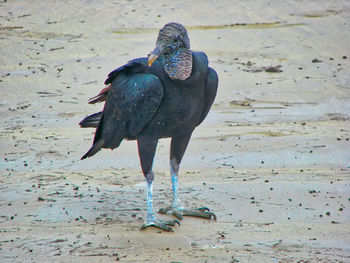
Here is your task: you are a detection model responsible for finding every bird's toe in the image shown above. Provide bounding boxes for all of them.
[166,219,181,226]
[159,205,216,220]
[140,222,173,232]
[172,208,184,220]
[176,207,216,220]
[182,208,217,220]
[196,206,210,212]
[158,205,172,214]
[140,218,180,232]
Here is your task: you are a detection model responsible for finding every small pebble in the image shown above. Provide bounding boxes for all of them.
[312,58,322,63]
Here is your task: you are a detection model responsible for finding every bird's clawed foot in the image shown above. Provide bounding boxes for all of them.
[140,218,180,232]
[159,206,217,221]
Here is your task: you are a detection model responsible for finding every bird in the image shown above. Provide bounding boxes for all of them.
[80,22,218,231]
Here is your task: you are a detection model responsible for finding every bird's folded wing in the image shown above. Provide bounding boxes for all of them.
[197,67,218,126]
[87,58,151,105]
[104,58,149,85]
[93,64,163,148]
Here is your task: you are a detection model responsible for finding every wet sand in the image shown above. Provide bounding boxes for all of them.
[1,0,350,262]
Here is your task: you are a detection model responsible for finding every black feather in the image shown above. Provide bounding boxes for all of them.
[81,139,104,160]
[79,111,102,128]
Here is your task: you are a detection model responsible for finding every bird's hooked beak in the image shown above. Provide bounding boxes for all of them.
[148,45,162,67]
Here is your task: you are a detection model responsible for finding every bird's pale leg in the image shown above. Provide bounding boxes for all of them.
[140,172,180,231]
[138,138,180,231]
[145,176,156,223]
[159,158,217,220]
[171,160,182,209]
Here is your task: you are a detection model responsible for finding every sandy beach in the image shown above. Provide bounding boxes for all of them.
[1,0,350,262]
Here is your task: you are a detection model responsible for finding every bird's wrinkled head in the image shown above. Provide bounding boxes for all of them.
[148,23,190,67]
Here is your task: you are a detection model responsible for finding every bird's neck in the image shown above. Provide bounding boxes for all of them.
[163,48,192,80]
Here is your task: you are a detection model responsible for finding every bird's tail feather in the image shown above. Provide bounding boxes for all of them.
[88,85,110,104]
[81,139,104,160]
[79,111,102,128]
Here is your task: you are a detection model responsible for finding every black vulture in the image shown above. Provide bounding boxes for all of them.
[80,22,218,231]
